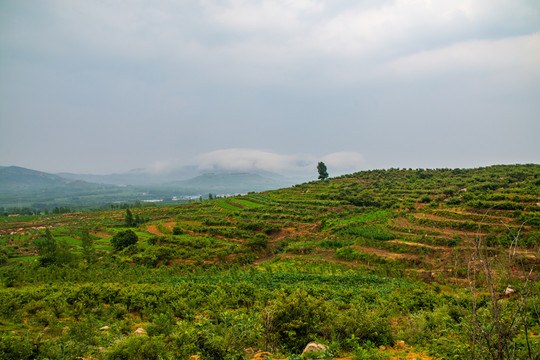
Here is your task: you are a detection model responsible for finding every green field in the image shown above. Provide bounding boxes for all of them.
[0,164,539,359]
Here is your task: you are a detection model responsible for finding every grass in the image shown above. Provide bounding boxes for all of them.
[11,255,36,263]
[233,198,264,208]
[330,210,392,226]
[215,198,244,211]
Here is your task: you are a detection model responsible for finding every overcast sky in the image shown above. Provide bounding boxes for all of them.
[1,0,539,177]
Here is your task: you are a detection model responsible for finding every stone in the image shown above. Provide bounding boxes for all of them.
[379,345,386,351]
[302,342,328,355]
[99,326,109,331]
[133,327,147,335]
[395,340,406,350]
[505,286,516,296]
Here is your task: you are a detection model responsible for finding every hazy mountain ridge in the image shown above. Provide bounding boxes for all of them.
[56,166,292,186]
[168,172,293,193]
[0,166,101,191]
[0,166,297,208]
[56,167,199,186]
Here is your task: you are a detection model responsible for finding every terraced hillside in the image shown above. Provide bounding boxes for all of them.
[0,164,539,359]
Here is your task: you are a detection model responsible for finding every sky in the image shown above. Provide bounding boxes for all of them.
[1,0,539,178]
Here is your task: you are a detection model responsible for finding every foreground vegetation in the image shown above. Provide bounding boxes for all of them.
[1,164,539,359]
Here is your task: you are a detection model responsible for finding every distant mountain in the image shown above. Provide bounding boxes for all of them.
[0,166,298,208]
[0,166,101,192]
[57,166,200,186]
[0,166,126,209]
[57,166,298,187]
[167,172,293,193]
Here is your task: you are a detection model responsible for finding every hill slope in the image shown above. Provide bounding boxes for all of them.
[0,164,539,360]
[0,166,122,209]
[0,166,95,191]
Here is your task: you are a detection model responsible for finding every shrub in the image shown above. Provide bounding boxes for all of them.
[104,335,164,360]
[329,302,393,348]
[420,195,431,203]
[34,230,74,266]
[319,239,354,249]
[148,236,160,245]
[111,230,138,251]
[146,312,175,336]
[246,234,268,249]
[261,289,328,352]
[172,226,184,235]
[0,333,36,360]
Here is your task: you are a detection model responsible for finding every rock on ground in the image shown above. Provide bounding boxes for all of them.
[133,327,147,335]
[302,342,328,355]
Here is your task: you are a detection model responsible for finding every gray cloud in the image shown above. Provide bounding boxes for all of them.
[1,0,539,174]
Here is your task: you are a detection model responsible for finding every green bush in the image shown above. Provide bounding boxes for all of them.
[261,289,328,352]
[420,195,431,203]
[172,226,185,235]
[111,230,138,251]
[104,335,164,360]
[329,302,393,348]
[0,333,36,360]
[146,312,175,336]
[319,239,354,249]
[246,234,268,249]
[34,229,75,266]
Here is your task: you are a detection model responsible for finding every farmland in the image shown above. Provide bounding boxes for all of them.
[1,164,539,359]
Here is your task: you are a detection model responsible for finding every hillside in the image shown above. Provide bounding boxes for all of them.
[0,166,129,209]
[0,166,96,191]
[0,164,539,359]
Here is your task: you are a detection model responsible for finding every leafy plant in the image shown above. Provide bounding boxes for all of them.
[111,230,138,250]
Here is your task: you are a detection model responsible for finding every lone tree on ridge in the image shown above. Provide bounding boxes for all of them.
[317,162,329,180]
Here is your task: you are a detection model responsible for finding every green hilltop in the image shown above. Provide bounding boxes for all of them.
[0,164,539,359]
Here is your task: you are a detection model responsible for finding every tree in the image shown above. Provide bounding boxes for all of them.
[317,162,328,180]
[80,227,96,262]
[134,214,144,226]
[36,229,73,266]
[125,208,135,227]
[36,229,58,266]
[111,230,138,250]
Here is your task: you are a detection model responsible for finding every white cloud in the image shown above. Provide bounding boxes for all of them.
[195,148,299,172]
[380,32,540,85]
[193,148,366,176]
[201,0,323,32]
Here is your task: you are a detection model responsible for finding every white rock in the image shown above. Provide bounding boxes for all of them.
[133,327,147,335]
[302,342,327,355]
[505,286,516,296]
